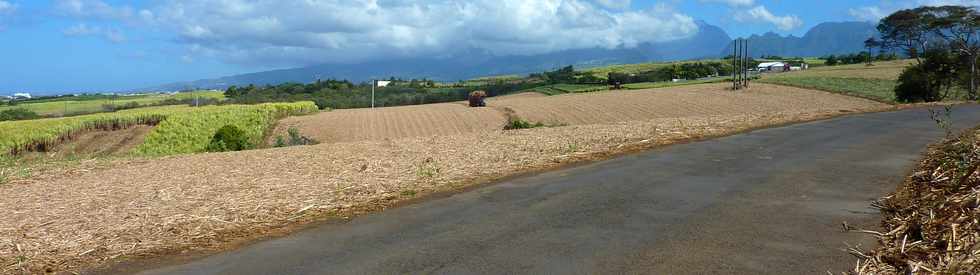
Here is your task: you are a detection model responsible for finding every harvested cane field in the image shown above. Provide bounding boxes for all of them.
[274,83,886,144]
[490,83,884,126]
[272,102,506,143]
[0,83,893,273]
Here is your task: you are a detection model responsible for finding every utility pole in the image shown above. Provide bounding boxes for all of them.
[744,39,749,88]
[731,38,750,90]
[371,80,376,108]
[732,39,737,90]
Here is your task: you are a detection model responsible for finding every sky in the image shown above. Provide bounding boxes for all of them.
[0,0,978,94]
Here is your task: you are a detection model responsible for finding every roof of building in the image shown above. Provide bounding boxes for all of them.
[757,62,786,67]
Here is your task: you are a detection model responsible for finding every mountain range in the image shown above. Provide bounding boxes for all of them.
[720,22,878,58]
[150,21,876,91]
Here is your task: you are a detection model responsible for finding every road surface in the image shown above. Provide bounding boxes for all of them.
[120,106,980,274]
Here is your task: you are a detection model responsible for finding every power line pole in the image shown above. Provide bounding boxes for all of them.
[371,80,376,108]
[743,39,749,88]
[732,39,737,90]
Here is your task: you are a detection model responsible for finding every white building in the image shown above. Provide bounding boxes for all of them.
[757,62,787,72]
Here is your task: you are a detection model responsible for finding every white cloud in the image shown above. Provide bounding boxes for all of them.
[63,23,126,43]
[850,0,980,22]
[918,0,980,6]
[849,6,886,22]
[133,0,700,67]
[0,1,15,14]
[699,0,755,7]
[593,0,631,9]
[0,0,15,31]
[736,5,803,31]
[55,0,133,20]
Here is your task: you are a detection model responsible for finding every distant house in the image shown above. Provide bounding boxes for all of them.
[757,62,787,72]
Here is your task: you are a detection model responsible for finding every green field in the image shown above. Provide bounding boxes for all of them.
[0,102,317,157]
[519,84,608,95]
[582,59,726,79]
[760,77,898,102]
[756,60,917,103]
[0,91,226,117]
[622,78,729,90]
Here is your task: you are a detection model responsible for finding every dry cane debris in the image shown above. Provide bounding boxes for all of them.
[847,128,980,274]
[0,88,889,274]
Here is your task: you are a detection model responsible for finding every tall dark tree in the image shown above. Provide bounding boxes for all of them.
[878,8,931,62]
[922,5,980,99]
[864,37,881,65]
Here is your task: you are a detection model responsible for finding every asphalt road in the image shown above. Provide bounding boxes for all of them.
[126,106,980,275]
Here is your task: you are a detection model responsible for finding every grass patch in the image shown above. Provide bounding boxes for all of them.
[550,84,607,93]
[758,76,899,103]
[583,59,726,79]
[415,158,441,179]
[622,78,730,90]
[518,84,608,95]
[0,91,225,117]
[504,117,546,130]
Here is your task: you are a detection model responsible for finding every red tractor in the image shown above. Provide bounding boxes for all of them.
[468,90,487,107]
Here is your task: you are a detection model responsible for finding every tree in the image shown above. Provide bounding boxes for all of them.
[825,55,839,66]
[864,37,881,65]
[922,5,980,99]
[224,85,240,97]
[895,46,959,102]
[878,8,931,62]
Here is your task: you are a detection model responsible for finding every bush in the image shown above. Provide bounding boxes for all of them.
[895,47,959,103]
[312,98,330,110]
[504,117,545,130]
[206,125,253,152]
[895,66,939,102]
[0,108,40,121]
[274,127,317,147]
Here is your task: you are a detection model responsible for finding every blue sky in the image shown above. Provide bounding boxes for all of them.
[0,0,977,94]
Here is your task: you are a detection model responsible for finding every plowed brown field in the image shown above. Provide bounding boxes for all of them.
[490,83,879,125]
[272,102,507,143]
[276,83,884,143]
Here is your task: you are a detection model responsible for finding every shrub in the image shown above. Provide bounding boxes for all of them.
[895,48,958,103]
[206,125,253,152]
[312,98,330,110]
[274,136,287,147]
[895,66,940,102]
[504,117,545,130]
[274,127,317,147]
[0,108,40,121]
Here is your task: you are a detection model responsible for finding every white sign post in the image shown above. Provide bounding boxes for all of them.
[372,81,391,108]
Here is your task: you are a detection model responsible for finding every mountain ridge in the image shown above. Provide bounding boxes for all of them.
[149,21,875,91]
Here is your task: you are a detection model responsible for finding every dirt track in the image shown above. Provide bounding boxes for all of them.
[0,83,891,273]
